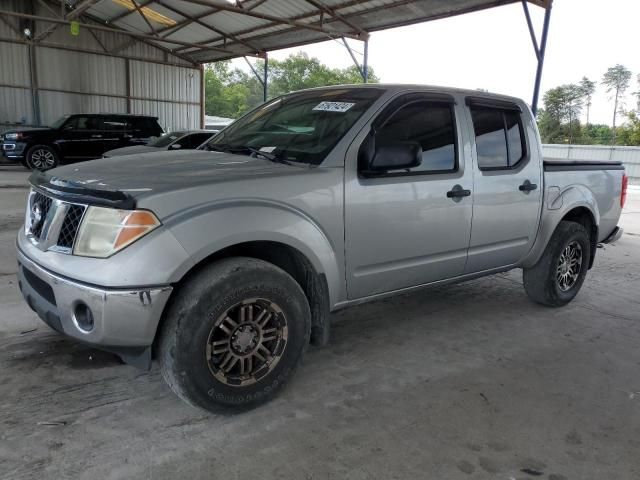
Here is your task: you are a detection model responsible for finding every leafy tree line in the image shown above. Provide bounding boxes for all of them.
[204,52,378,119]
[538,64,640,145]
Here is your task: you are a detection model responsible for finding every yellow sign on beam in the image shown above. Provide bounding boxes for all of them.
[70,21,80,36]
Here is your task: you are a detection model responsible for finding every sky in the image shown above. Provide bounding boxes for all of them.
[230,0,640,126]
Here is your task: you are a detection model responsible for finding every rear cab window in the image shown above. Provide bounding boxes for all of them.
[468,99,526,170]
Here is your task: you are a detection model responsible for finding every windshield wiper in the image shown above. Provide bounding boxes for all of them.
[207,143,299,166]
[242,146,296,165]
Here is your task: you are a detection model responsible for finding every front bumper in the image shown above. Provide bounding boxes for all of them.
[16,246,172,368]
[1,141,26,160]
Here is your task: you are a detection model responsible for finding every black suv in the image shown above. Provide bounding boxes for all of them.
[1,113,164,170]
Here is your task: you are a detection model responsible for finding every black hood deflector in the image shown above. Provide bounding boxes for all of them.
[30,171,136,209]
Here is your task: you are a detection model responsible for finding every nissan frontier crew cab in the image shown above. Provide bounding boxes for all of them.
[16,85,626,412]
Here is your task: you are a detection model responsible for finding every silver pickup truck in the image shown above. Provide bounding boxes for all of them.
[16,85,627,411]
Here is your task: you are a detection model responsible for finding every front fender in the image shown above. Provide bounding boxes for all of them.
[522,184,600,268]
[164,199,343,306]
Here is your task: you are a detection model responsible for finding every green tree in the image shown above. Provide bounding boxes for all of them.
[617,112,640,146]
[204,53,379,119]
[602,64,633,143]
[578,76,596,127]
[538,84,583,143]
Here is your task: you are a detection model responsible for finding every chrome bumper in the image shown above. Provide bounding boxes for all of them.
[16,246,172,367]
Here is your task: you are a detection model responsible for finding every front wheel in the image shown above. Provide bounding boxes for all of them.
[158,257,311,411]
[523,220,591,307]
[26,145,59,171]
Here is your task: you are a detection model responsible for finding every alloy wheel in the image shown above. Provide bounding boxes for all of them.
[30,149,56,170]
[556,240,583,292]
[206,298,288,386]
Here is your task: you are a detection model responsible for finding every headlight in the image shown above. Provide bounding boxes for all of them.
[5,133,21,140]
[73,206,161,258]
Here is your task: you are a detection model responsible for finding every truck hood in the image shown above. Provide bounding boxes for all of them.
[31,150,310,205]
[2,127,53,136]
[103,145,162,157]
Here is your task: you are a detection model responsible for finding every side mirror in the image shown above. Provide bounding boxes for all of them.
[170,143,182,150]
[365,141,422,174]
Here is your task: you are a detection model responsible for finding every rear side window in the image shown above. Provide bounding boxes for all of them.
[132,117,162,136]
[373,100,457,174]
[183,133,211,148]
[470,106,525,169]
[103,117,129,131]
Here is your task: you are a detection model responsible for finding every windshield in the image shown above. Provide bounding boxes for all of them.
[49,115,70,129]
[148,131,186,147]
[206,88,384,165]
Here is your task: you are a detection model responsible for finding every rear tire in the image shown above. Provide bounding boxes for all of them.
[26,145,59,171]
[158,257,311,412]
[523,220,590,307]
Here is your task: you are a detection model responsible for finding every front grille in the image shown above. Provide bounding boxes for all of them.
[31,192,53,239]
[57,204,85,249]
[26,190,86,253]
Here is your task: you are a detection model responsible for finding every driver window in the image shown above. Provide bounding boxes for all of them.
[373,100,458,174]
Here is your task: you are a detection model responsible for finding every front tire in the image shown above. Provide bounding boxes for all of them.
[523,221,591,307]
[26,145,59,171]
[158,257,311,411]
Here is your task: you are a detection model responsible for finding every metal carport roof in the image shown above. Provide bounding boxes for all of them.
[1,0,554,111]
[59,0,552,63]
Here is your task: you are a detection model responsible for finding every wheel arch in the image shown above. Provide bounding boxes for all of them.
[523,185,600,269]
[158,239,332,349]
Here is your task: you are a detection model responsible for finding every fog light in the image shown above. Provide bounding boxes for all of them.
[73,302,94,332]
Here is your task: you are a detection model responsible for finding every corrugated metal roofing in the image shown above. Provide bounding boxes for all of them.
[73,0,549,63]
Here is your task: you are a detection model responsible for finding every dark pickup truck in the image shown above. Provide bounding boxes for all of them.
[1,113,163,169]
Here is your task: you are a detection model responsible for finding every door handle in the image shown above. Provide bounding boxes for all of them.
[446,185,471,199]
[519,180,538,192]
[91,134,102,138]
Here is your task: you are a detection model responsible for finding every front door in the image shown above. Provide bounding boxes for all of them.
[464,101,543,273]
[57,115,104,159]
[345,94,474,299]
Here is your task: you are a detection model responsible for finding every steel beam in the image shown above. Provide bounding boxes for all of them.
[531,0,552,115]
[263,53,268,102]
[177,0,364,40]
[0,10,236,54]
[131,0,158,36]
[154,0,260,53]
[521,0,540,60]
[363,38,368,83]
[342,37,364,80]
[303,0,368,38]
[106,0,155,24]
[67,0,101,19]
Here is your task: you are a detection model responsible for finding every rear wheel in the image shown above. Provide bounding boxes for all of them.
[26,145,59,171]
[158,257,311,411]
[523,220,590,307]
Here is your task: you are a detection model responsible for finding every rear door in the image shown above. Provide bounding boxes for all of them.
[464,99,543,273]
[345,93,474,299]
[57,115,104,159]
[101,116,130,153]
